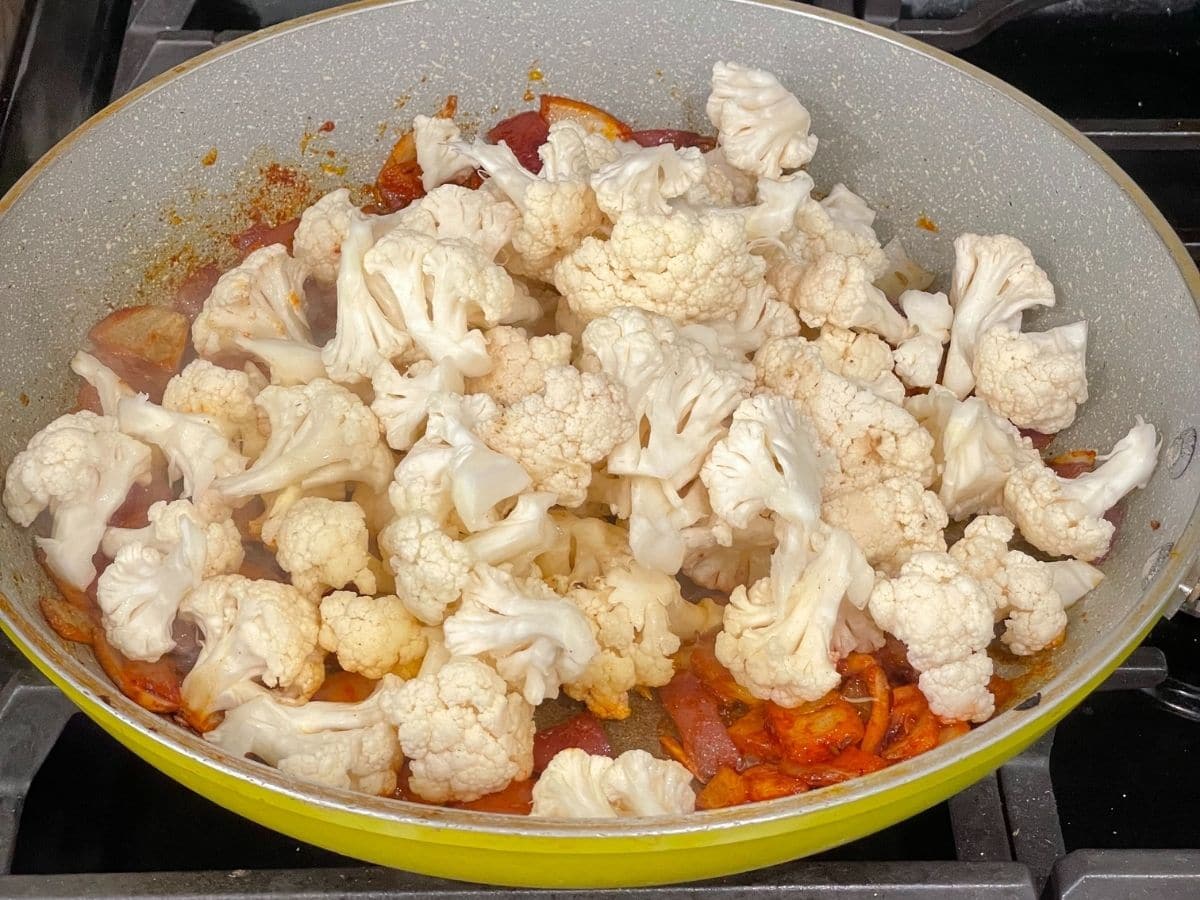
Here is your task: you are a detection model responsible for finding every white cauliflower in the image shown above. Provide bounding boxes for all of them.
[589,144,707,218]
[942,233,1056,399]
[875,237,936,302]
[973,322,1089,433]
[292,188,403,284]
[371,359,465,452]
[206,677,405,795]
[178,575,323,728]
[69,351,132,416]
[266,497,377,595]
[380,492,559,625]
[554,208,765,325]
[101,498,244,577]
[756,337,934,491]
[681,514,774,594]
[378,655,534,803]
[116,394,247,505]
[706,61,817,178]
[892,290,953,389]
[320,216,413,385]
[479,365,634,507]
[742,173,813,242]
[869,552,995,722]
[95,517,205,662]
[413,113,474,191]
[365,227,538,379]
[234,336,328,386]
[531,748,695,817]
[214,379,392,500]
[905,386,1041,520]
[716,526,877,707]
[409,184,521,261]
[789,252,912,345]
[1003,418,1159,561]
[563,559,687,719]
[535,511,632,593]
[685,282,800,359]
[192,244,313,358]
[815,325,905,405]
[3,411,152,589]
[463,326,573,404]
[163,359,266,457]
[443,565,598,705]
[823,477,948,575]
[318,591,426,679]
[453,138,605,279]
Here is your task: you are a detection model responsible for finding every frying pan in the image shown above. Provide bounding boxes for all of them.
[0,0,1198,887]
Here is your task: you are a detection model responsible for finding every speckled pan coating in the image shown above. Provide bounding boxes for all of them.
[0,0,1198,882]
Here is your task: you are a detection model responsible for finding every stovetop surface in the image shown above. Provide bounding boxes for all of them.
[0,0,1198,895]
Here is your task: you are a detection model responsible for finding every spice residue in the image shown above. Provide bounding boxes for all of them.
[528,67,544,82]
[18,393,29,407]
[916,214,939,233]
[200,147,218,166]
[318,120,335,133]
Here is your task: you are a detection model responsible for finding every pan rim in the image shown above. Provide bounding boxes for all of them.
[0,0,1197,843]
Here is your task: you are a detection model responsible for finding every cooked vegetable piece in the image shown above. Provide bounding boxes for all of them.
[487,110,550,172]
[658,671,740,782]
[539,94,632,141]
[533,712,614,772]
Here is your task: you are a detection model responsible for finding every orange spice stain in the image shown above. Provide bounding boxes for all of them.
[18,393,29,406]
[528,67,544,82]
[320,162,348,177]
[318,120,335,133]
[916,214,939,232]
[522,87,535,102]
[200,147,218,166]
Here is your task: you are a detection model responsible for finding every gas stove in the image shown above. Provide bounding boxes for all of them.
[1,2,1199,898]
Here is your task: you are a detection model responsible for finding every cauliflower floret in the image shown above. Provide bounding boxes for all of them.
[412,113,474,191]
[163,359,267,457]
[535,511,632,593]
[823,477,948,575]
[379,512,472,625]
[192,244,312,358]
[741,173,813,242]
[538,120,630,181]
[682,147,757,207]
[892,290,952,389]
[700,394,828,532]
[453,139,605,279]
[717,526,876,707]
[116,393,247,505]
[582,310,753,572]
[378,655,534,803]
[292,188,403,284]
[206,677,405,795]
[102,498,244,577]
[1046,559,1105,607]
[906,386,1041,520]
[443,565,598,705]
[705,61,817,178]
[320,216,414,385]
[815,325,905,405]
[3,412,152,589]
[531,748,695,817]
[875,237,936,302]
[235,336,328,386]
[365,227,538,379]
[554,208,765,326]
[371,359,465,451]
[564,559,687,719]
[266,497,376,595]
[178,575,323,729]
[463,326,573,404]
[942,233,1056,399]
[1003,418,1159,561]
[479,365,634,507]
[820,183,878,234]
[869,552,995,722]
[408,184,521,261]
[96,517,205,662]
[69,351,133,416]
[589,144,707,219]
[382,487,558,626]
[684,282,800,359]
[681,513,774,594]
[756,337,934,491]
[214,379,392,500]
[318,591,426,679]
[790,253,912,345]
[973,322,1089,433]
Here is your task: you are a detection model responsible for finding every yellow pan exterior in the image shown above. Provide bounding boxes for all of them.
[1,616,1151,887]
